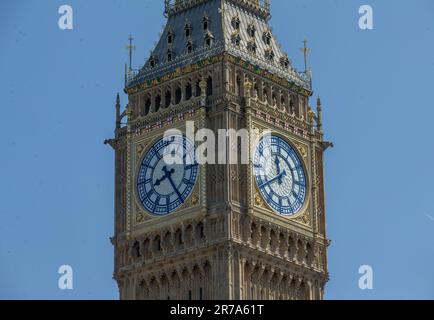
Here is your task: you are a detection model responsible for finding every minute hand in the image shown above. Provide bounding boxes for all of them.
[259,170,287,189]
[167,174,184,203]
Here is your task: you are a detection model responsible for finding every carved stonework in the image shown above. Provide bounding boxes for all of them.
[189,193,199,206]
[254,192,266,208]
[136,209,146,224]
[296,143,308,159]
[135,143,148,161]
[294,210,311,226]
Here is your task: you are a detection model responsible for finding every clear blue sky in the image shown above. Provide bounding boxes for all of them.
[1,0,433,300]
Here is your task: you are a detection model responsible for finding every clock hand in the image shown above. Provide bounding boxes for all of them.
[167,172,184,203]
[159,166,184,203]
[155,175,167,186]
[275,156,282,184]
[155,166,175,186]
[259,170,287,189]
[162,166,175,177]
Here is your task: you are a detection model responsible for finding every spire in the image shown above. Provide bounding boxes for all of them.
[126,35,136,71]
[316,96,322,132]
[126,0,310,92]
[300,39,310,74]
[115,93,121,129]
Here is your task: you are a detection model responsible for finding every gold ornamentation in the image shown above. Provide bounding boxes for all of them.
[296,143,308,158]
[294,211,310,226]
[308,108,315,123]
[135,204,149,224]
[136,211,145,224]
[189,193,199,206]
[254,193,265,207]
[136,143,147,161]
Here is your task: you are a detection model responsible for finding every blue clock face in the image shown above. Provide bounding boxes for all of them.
[254,135,307,216]
[136,135,198,216]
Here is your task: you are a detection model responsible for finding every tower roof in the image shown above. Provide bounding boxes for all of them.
[126,0,310,91]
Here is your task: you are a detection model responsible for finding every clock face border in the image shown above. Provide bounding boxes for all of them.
[134,134,199,217]
[253,133,309,217]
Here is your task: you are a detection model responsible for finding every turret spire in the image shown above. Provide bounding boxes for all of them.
[125,35,136,71]
[115,93,121,129]
[316,96,322,132]
[300,38,310,74]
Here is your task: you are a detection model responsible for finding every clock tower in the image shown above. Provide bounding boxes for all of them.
[107,0,330,300]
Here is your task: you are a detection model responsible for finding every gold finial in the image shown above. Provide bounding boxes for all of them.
[125,35,136,71]
[308,107,316,124]
[300,38,310,73]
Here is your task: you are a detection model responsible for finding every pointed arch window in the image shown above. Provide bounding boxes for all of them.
[206,76,213,96]
[185,23,192,38]
[144,97,151,115]
[280,56,290,69]
[167,50,174,62]
[263,31,272,46]
[265,49,275,62]
[231,33,241,47]
[203,15,209,31]
[231,16,240,30]
[165,90,172,108]
[167,31,174,45]
[247,24,256,38]
[247,41,257,55]
[175,87,182,104]
[187,41,193,54]
[185,82,192,100]
[155,95,161,112]
[204,33,214,48]
[149,56,156,68]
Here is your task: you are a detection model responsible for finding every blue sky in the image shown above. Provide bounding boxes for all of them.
[0,0,433,300]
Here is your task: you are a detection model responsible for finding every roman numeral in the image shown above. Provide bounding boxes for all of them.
[185,163,198,171]
[182,178,194,186]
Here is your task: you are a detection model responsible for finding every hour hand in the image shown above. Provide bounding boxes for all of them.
[275,156,283,184]
[155,166,175,186]
[155,176,166,186]
[162,166,175,177]
[259,170,287,189]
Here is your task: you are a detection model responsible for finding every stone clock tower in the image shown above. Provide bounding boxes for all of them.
[106,0,330,300]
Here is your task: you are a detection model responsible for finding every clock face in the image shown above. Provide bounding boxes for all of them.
[136,135,199,216]
[254,135,307,216]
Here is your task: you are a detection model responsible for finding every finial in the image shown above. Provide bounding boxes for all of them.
[316,96,322,132]
[307,107,316,124]
[115,93,121,129]
[124,63,127,87]
[125,35,136,71]
[300,38,310,74]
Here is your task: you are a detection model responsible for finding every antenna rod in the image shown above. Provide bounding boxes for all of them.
[126,35,136,71]
[300,39,310,73]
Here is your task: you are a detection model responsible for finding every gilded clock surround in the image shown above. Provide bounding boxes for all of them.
[106,0,330,301]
